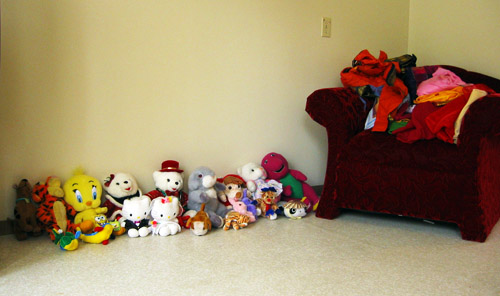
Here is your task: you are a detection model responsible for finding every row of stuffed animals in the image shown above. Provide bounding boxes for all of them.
[11,152,320,251]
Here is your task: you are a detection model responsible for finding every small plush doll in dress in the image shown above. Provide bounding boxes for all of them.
[103,172,142,222]
[121,195,151,238]
[150,196,182,236]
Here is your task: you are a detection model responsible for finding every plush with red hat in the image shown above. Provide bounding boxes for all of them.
[145,160,189,223]
[217,174,259,219]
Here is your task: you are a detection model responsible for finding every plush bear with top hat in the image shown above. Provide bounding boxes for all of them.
[145,160,188,209]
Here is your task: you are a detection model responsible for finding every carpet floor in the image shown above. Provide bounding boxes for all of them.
[1,210,499,295]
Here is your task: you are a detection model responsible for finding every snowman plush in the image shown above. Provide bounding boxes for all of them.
[121,195,151,238]
[150,196,182,236]
[145,160,189,211]
[103,172,142,221]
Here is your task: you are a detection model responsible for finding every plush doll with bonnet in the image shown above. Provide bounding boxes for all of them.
[103,172,142,222]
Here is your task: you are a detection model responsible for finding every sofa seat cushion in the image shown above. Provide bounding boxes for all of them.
[340,130,474,173]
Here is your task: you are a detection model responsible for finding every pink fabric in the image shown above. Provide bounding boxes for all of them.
[417,67,467,96]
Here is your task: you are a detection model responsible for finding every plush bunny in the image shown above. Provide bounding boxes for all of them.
[121,196,151,238]
[187,167,229,228]
[150,196,182,236]
[103,172,142,222]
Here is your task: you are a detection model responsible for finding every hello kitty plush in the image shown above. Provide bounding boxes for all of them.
[121,195,151,238]
[103,172,142,222]
[237,162,267,196]
[149,196,182,236]
[145,160,189,211]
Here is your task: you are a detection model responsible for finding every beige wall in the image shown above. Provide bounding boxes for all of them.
[0,0,411,219]
[409,0,500,78]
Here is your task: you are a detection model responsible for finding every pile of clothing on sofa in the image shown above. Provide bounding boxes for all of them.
[341,50,495,144]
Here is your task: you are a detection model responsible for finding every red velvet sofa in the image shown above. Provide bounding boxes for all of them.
[306,65,500,242]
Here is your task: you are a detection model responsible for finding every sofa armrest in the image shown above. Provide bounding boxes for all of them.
[458,94,500,155]
[306,87,371,218]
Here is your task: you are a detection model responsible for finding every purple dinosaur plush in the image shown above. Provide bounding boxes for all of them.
[261,152,319,212]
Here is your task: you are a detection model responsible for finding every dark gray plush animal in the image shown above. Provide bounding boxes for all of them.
[187,167,229,228]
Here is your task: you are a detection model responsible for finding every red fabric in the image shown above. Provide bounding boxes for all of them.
[425,84,494,143]
[341,50,408,132]
[392,102,439,143]
[306,65,500,242]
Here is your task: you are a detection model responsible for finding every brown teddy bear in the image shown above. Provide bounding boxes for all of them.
[12,179,42,240]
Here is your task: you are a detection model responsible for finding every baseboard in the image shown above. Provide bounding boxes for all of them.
[0,184,325,236]
[0,219,13,236]
[312,185,323,196]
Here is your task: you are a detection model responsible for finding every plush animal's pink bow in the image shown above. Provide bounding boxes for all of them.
[161,197,172,204]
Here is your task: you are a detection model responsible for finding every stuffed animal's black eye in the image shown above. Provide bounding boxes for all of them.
[198,174,203,178]
[264,160,268,164]
[129,213,132,217]
[271,154,275,157]
[144,212,147,215]
[228,186,232,190]
[161,214,163,217]
[124,181,129,184]
[116,182,120,185]
[290,208,296,214]
[167,179,170,182]
[251,169,254,172]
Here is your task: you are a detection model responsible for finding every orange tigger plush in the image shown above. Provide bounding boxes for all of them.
[32,176,79,241]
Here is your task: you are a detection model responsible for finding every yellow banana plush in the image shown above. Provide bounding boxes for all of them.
[78,224,113,245]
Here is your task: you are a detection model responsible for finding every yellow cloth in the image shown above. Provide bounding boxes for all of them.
[415,86,464,106]
[453,89,488,144]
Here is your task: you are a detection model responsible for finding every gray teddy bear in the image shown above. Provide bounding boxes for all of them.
[187,167,230,228]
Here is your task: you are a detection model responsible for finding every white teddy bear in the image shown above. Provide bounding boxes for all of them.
[145,160,188,211]
[103,172,142,221]
[237,162,267,196]
[150,196,182,236]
